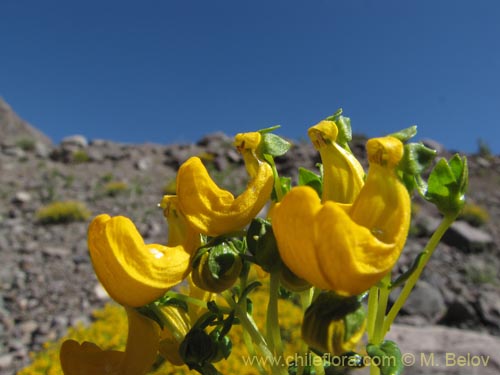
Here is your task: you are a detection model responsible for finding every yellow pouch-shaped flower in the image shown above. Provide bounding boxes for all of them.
[271,136,410,296]
[308,120,365,203]
[88,197,199,307]
[60,307,160,375]
[177,132,273,236]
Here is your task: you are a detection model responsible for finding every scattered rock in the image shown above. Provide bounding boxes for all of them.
[397,281,447,323]
[61,134,88,149]
[443,221,494,252]
[478,289,500,329]
[11,191,31,205]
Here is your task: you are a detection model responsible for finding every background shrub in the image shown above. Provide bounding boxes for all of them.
[36,201,91,224]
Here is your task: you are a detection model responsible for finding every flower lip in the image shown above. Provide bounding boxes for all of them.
[88,209,197,307]
[271,136,411,296]
[176,132,273,236]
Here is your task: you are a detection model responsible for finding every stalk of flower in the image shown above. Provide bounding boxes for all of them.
[87,196,199,307]
[271,136,411,296]
[60,307,160,375]
[176,131,274,236]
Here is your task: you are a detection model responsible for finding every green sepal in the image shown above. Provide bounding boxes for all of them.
[390,252,426,289]
[389,126,417,142]
[239,281,262,302]
[207,242,241,280]
[343,306,367,341]
[135,304,166,330]
[260,132,291,157]
[155,293,189,312]
[425,154,468,217]
[298,167,323,198]
[325,108,352,152]
[246,218,282,272]
[366,340,403,375]
[209,329,233,363]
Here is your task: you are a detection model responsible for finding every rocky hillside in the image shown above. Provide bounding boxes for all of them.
[1,98,500,373]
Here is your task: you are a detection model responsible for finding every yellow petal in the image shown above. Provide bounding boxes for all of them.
[88,215,193,307]
[177,140,273,236]
[308,120,364,203]
[60,340,123,375]
[348,136,410,257]
[121,307,161,375]
[60,308,160,375]
[272,137,410,295]
[270,186,332,290]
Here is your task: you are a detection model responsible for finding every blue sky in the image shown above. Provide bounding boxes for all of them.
[1,0,499,153]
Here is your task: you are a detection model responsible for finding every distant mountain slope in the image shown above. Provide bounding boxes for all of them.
[0,97,52,146]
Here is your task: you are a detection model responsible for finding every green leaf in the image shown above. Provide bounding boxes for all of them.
[260,133,291,157]
[366,340,403,375]
[298,167,323,198]
[389,126,418,142]
[425,155,468,217]
[399,143,437,175]
[257,124,281,134]
[271,175,291,201]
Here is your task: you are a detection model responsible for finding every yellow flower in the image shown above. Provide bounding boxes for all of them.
[271,136,411,296]
[308,120,365,203]
[88,196,199,307]
[176,132,274,236]
[60,307,160,375]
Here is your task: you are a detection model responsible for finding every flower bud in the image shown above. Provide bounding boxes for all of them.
[302,292,366,356]
[192,242,243,293]
[246,218,281,273]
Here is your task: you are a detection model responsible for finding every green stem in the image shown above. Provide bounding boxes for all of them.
[266,271,284,358]
[296,289,314,375]
[382,215,455,337]
[265,155,284,201]
[372,276,390,345]
[223,292,289,374]
[242,329,267,375]
[366,286,378,342]
[312,352,326,375]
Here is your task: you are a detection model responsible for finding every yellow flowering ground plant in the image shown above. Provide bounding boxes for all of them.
[59,109,468,375]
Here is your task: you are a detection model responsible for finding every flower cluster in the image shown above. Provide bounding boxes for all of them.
[59,110,467,375]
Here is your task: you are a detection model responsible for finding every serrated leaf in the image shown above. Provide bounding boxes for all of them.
[366,340,403,375]
[389,126,418,142]
[425,155,468,216]
[399,143,437,175]
[260,133,291,157]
